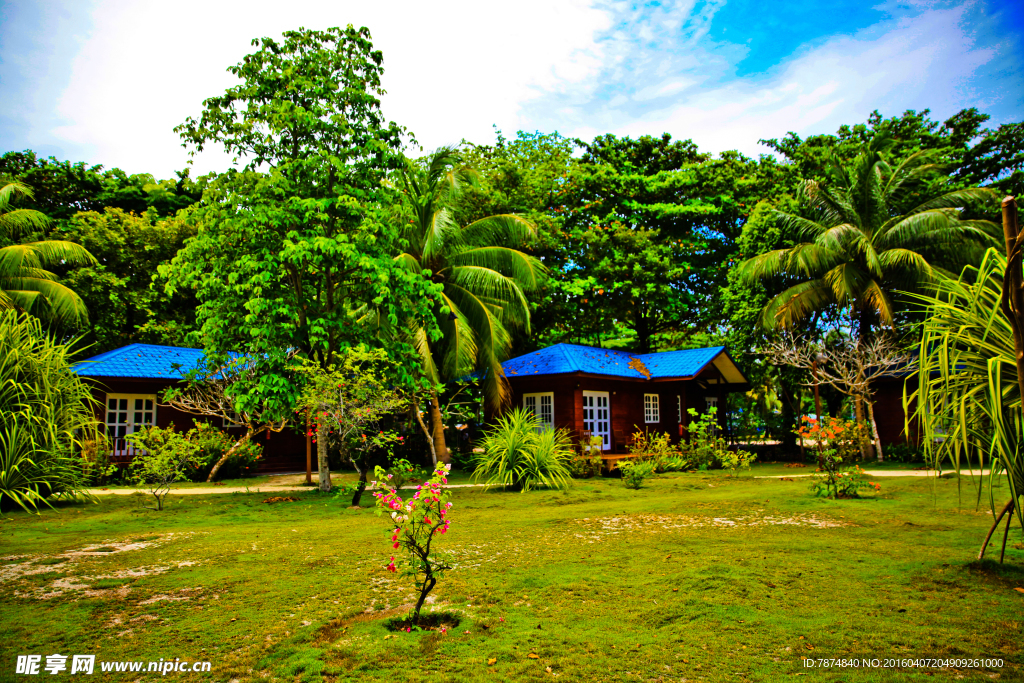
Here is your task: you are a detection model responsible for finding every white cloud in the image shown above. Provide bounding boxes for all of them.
[524,0,1016,156]
[40,0,612,176]
[7,0,1021,178]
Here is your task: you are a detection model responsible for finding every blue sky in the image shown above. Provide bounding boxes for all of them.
[1,0,1021,178]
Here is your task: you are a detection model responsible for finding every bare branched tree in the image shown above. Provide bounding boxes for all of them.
[764,334,912,461]
[162,356,291,482]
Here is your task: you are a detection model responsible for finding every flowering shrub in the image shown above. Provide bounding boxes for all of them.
[372,463,455,624]
[794,415,868,464]
[811,448,881,499]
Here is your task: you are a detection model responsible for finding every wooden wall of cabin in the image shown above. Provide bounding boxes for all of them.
[871,378,919,446]
[507,375,581,435]
[84,377,307,472]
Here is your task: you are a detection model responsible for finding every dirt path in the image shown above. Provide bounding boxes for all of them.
[86,473,488,496]
[754,469,991,479]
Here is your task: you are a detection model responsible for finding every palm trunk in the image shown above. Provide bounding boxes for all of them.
[317,417,332,492]
[428,391,450,465]
[206,429,253,482]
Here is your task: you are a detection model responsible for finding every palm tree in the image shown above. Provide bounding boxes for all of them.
[0,180,96,326]
[395,148,545,463]
[736,135,999,337]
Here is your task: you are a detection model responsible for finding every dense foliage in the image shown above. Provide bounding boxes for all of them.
[0,311,96,511]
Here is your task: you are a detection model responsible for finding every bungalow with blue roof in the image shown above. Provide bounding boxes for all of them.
[73,344,305,473]
[500,343,749,454]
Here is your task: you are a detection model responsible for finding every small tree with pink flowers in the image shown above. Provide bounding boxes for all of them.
[372,463,454,624]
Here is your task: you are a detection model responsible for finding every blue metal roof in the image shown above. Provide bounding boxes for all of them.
[73,344,206,379]
[501,343,728,380]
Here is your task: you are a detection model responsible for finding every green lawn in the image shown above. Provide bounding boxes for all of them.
[1,467,1021,682]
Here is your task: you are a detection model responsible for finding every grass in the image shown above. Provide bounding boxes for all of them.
[0,465,1021,682]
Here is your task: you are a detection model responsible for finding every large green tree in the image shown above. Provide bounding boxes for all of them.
[557,134,792,352]
[394,147,544,462]
[0,180,96,326]
[164,26,439,491]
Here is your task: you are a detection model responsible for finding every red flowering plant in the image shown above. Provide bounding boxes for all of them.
[372,463,454,625]
[797,417,880,498]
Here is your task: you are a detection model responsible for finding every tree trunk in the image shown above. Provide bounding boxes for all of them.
[428,392,450,465]
[854,396,872,460]
[866,399,884,462]
[206,429,253,482]
[351,461,368,507]
[317,417,332,492]
[412,574,437,624]
[412,403,438,467]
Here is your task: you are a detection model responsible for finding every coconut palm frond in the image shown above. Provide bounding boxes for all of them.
[435,292,478,381]
[760,279,834,330]
[421,208,462,262]
[0,208,52,240]
[461,214,537,248]
[1,278,90,326]
[448,246,546,292]
[445,282,512,409]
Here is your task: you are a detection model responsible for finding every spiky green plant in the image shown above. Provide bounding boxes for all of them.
[906,249,1022,559]
[737,135,999,335]
[473,408,573,492]
[0,311,97,511]
[0,179,96,326]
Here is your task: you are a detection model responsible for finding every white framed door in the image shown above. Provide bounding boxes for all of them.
[582,391,610,450]
[105,394,156,459]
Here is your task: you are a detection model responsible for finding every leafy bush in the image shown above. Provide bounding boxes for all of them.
[0,311,97,512]
[382,458,425,491]
[628,431,687,472]
[473,408,574,492]
[811,449,881,499]
[570,435,604,478]
[680,408,756,471]
[79,435,120,486]
[125,425,198,510]
[619,459,656,489]
[185,422,262,481]
[884,442,925,463]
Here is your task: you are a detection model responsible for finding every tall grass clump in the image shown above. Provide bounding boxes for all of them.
[0,311,97,511]
[473,408,574,491]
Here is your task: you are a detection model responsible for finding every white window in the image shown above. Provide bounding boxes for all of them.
[105,394,156,458]
[706,396,718,413]
[677,395,682,423]
[523,392,554,430]
[644,393,660,423]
